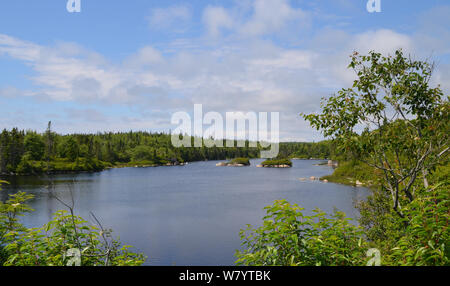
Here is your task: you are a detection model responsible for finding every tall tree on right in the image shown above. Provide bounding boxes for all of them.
[303,49,449,217]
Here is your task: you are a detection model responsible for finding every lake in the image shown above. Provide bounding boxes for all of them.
[1,159,370,266]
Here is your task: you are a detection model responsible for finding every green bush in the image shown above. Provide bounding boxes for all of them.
[235,200,368,266]
[0,181,146,266]
[385,183,449,266]
[3,210,146,266]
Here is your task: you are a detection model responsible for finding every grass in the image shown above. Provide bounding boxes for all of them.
[321,160,381,187]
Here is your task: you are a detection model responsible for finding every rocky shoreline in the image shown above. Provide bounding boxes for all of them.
[0,161,189,177]
[256,164,291,168]
[215,162,248,167]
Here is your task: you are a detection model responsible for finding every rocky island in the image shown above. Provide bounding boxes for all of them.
[216,158,251,167]
[257,159,292,168]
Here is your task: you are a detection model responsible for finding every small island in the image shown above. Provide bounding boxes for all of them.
[258,159,292,168]
[216,158,251,167]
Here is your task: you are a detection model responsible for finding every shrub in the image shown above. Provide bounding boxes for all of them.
[385,183,449,266]
[3,210,146,266]
[235,200,368,266]
[0,180,146,266]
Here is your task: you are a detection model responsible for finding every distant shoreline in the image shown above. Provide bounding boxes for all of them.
[0,158,331,178]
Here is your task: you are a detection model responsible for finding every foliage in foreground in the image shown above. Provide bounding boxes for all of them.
[237,183,449,266]
[0,181,146,266]
[386,183,449,265]
[235,200,368,266]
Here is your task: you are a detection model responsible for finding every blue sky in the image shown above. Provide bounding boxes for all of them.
[1,0,449,141]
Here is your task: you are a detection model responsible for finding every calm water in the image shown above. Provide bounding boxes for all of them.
[1,159,370,265]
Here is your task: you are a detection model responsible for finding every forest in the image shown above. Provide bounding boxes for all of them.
[0,123,332,175]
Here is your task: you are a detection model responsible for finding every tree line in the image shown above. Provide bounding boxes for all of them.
[0,123,333,175]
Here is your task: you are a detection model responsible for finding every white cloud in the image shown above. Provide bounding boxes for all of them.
[354,29,413,55]
[240,0,307,36]
[0,34,41,61]
[1,3,449,140]
[203,6,234,37]
[125,46,164,68]
[148,5,191,30]
[0,26,433,140]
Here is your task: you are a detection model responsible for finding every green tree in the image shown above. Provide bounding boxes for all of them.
[59,137,79,161]
[0,130,11,174]
[24,132,45,161]
[130,145,155,162]
[303,49,449,217]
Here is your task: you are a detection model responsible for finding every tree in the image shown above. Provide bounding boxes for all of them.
[44,121,55,172]
[60,137,79,161]
[130,145,155,162]
[24,132,45,160]
[0,130,10,174]
[303,50,449,217]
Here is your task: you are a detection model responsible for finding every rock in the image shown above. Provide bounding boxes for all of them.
[216,162,227,167]
[261,164,291,168]
[256,165,263,168]
[356,180,364,186]
[327,160,339,167]
[323,179,328,183]
[299,178,307,181]
[310,176,316,180]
